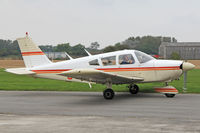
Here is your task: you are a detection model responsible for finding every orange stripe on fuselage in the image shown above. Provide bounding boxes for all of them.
[31,66,180,74]
[97,66,180,72]
[22,51,44,56]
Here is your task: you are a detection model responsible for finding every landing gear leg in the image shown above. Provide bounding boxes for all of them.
[103,82,115,100]
[128,84,139,94]
[163,82,176,98]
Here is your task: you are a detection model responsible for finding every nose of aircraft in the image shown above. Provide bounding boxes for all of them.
[182,62,195,71]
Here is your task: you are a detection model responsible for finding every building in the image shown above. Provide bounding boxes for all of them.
[159,42,200,59]
[44,52,66,59]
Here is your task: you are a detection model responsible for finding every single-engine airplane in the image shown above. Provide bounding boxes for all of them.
[6,34,195,99]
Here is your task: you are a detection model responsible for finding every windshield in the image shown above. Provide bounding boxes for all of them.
[134,51,154,63]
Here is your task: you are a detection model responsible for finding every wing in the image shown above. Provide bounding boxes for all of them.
[60,69,143,84]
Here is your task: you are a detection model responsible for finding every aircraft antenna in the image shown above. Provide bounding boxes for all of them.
[64,52,73,60]
[84,49,92,56]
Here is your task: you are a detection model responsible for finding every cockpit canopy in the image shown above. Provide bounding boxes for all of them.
[88,50,155,66]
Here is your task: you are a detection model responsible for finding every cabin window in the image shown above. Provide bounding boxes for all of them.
[101,56,116,66]
[135,51,154,63]
[89,59,100,66]
[119,54,135,65]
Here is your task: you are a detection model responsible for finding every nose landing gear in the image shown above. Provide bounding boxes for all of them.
[155,86,178,98]
[165,93,176,98]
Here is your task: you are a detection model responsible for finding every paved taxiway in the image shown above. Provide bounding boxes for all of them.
[0,91,200,133]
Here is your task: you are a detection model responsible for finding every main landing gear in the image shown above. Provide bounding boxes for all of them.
[103,82,115,100]
[103,88,115,100]
[103,83,140,100]
[128,84,139,94]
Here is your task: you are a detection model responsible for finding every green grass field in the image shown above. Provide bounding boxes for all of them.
[0,68,199,93]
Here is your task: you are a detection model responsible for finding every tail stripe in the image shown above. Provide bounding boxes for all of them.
[22,51,44,56]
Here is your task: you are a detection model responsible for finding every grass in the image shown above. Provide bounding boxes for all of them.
[0,68,199,93]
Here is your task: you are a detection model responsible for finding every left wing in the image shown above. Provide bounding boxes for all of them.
[60,69,143,84]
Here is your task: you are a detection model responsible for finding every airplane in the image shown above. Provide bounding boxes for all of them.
[6,33,195,100]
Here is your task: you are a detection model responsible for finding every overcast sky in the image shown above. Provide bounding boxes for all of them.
[0,0,200,48]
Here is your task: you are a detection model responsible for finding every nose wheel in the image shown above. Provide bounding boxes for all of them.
[129,84,139,94]
[165,93,175,98]
[103,88,115,100]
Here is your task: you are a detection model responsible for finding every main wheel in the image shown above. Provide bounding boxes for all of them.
[129,84,139,94]
[165,93,175,98]
[103,88,115,100]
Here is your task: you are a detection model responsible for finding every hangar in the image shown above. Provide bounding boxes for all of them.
[159,42,200,59]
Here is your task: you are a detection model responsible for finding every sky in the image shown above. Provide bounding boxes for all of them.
[0,0,200,48]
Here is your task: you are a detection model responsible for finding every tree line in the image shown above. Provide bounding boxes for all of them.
[0,36,177,59]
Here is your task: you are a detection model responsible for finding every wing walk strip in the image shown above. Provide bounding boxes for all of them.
[31,66,180,74]
[21,51,45,56]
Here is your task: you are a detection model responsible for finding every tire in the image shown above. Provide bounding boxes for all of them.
[129,84,139,94]
[165,93,175,98]
[103,88,115,100]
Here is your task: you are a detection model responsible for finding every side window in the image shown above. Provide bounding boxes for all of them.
[119,54,135,65]
[101,56,116,66]
[135,51,154,63]
[89,59,99,66]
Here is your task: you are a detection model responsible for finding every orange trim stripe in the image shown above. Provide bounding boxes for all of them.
[155,88,178,93]
[22,51,44,56]
[31,66,180,74]
[97,66,180,72]
[32,69,71,74]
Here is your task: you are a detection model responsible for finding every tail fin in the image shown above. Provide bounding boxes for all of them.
[17,34,52,68]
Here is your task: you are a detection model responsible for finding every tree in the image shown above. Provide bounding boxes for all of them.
[162,37,172,42]
[172,37,177,43]
[170,52,181,60]
[71,44,86,56]
[55,43,71,52]
[103,46,116,53]
[90,42,100,50]
[39,45,54,52]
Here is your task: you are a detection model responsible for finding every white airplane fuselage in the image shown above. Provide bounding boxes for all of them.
[30,50,184,83]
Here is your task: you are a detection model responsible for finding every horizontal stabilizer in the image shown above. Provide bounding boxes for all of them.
[5,68,35,75]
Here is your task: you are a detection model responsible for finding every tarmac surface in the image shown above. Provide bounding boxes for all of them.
[0,91,200,133]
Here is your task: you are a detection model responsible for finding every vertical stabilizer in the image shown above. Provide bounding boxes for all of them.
[17,34,52,68]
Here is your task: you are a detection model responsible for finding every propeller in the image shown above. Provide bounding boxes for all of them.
[181,60,195,92]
